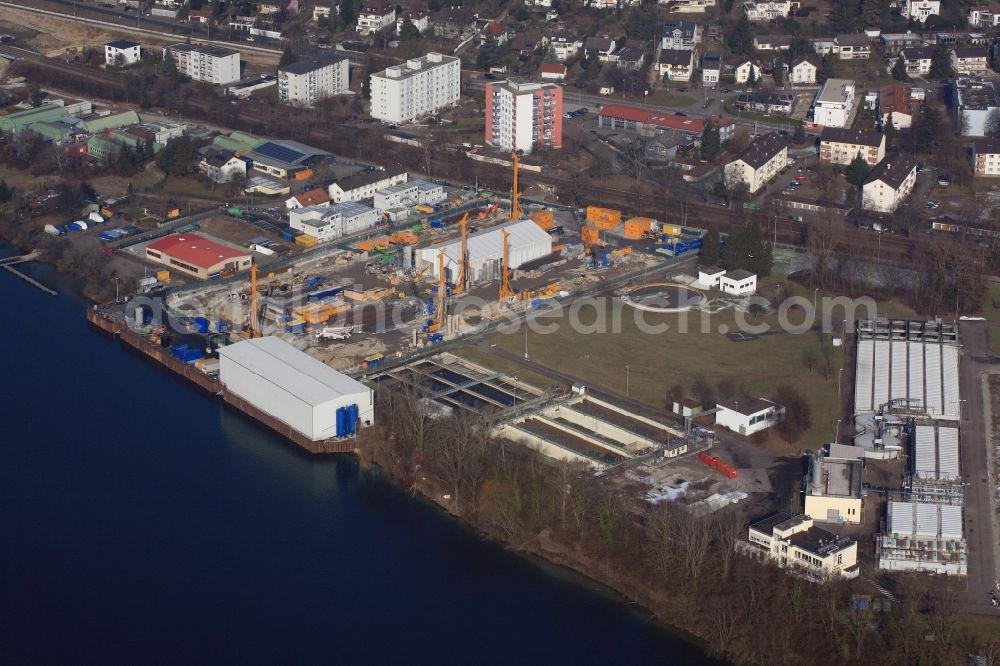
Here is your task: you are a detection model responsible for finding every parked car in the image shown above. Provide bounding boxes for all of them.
[674,111,687,116]
[795,175,807,181]
[937,176,950,187]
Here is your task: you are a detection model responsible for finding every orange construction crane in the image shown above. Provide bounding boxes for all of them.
[510,151,523,221]
[452,212,470,295]
[249,263,260,338]
[499,228,515,301]
[426,250,448,334]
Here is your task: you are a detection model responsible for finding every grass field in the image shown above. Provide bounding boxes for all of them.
[485,299,843,452]
[723,99,803,127]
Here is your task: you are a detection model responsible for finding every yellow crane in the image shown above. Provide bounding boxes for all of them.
[510,151,523,221]
[452,212,470,295]
[425,250,448,334]
[499,228,515,301]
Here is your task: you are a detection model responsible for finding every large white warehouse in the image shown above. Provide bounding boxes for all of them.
[218,336,374,441]
[417,219,552,282]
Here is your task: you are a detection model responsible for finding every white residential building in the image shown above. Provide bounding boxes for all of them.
[734,59,764,84]
[278,57,349,106]
[661,0,716,10]
[373,179,445,210]
[357,2,396,35]
[396,10,428,35]
[329,170,408,203]
[747,513,859,581]
[716,396,783,436]
[697,265,726,288]
[659,19,700,51]
[969,6,1000,27]
[898,46,934,76]
[835,34,872,60]
[550,34,583,61]
[743,0,798,22]
[485,80,563,154]
[973,138,1000,177]
[370,53,461,124]
[862,153,919,213]
[163,43,241,85]
[951,47,991,75]
[105,39,141,67]
[790,56,817,85]
[657,49,696,82]
[900,0,940,22]
[702,53,722,87]
[724,132,788,193]
[820,127,886,166]
[813,78,856,128]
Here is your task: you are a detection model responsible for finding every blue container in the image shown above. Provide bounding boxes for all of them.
[531,298,544,308]
[306,277,322,287]
[335,407,346,438]
[307,287,343,303]
[286,323,306,334]
[347,404,359,435]
[194,317,209,334]
[429,333,443,344]
[67,223,82,232]
[430,219,443,228]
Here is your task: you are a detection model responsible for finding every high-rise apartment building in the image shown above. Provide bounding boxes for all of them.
[484,79,563,154]
[369,53,460,124]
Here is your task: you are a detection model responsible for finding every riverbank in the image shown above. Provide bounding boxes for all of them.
[82,298,721,660]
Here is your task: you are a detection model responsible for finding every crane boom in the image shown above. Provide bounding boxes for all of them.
[510,152,523,221]
[453,213,469,295]
[249,264,259,338]
[426,249,448,334]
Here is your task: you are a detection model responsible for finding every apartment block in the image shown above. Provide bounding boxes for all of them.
[163,43,240,85]
[819,127,886,166]
[485,79,563,154]
[813,78,856,128]
[278,56,349,105]
[370,52,460,124]
[973,138,1000,176]
[724,132,789,194]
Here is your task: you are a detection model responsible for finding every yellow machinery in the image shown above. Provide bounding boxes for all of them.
[453,213,470,295]
[426,250,448,334]
[510,152,523,221]
[499,228,515,301]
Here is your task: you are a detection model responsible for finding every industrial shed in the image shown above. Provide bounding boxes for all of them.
[854,338,961,419]
[879,500,966,575]
[218,336,373,441]
[416,219,552,281]
[912,424,960,482]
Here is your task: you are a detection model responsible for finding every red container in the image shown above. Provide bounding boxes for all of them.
[715,461,738,479]
[698,452,719,469]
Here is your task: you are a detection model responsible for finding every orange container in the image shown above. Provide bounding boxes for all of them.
[294,168,314,181]
[586,206,621,229]
[623,217,652,239]
[581,225,599,246]
[355,240,377,252]
[295,234,319,247]
[530,210,554,230]
[374,237,391,249]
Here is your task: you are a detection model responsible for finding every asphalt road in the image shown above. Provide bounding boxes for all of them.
[958,321,1000,607]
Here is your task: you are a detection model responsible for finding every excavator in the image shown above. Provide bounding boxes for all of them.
[423,250,448,338]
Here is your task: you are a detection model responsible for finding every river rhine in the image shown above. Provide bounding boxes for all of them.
[0,243,715,664]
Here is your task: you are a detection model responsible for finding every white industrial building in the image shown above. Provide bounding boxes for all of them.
[218,336,374,441]
[746,513,860,581]
[329,170,408,203]
[373,179,445,210]
[854,336,961,420]
[803,456,864,524]
[813,78,856,128]
[912,424,960,483]
[370,53,461,124]
[278,56,350,105]
[715,396,782,436]
[953,78,1000,137]
[416,219,552,282]
[105,39,141,67]
[163,43,241,85]
[879,501,966,575]
[290,202,380,241]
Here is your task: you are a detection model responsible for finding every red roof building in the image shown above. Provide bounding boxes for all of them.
[598,103,735,141]
[540,63,567,80]
[286,188,331,209]
[145,233,253,279]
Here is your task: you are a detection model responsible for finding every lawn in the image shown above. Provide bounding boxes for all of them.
[485,299,843,452]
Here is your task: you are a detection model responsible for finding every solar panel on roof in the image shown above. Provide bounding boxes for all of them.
[254,141,306,164]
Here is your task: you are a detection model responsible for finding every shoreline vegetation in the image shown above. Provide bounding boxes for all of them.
[2,231,994,664]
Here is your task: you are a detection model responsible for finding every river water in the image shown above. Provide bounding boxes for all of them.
[0,244,714,664]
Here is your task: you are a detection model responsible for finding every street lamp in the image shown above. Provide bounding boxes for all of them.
[113,276,121,302]
[524,327,529,360]
[625,364,630,397]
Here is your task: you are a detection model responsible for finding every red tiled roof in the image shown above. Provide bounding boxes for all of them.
[540,63,567,74]
[293,189,330,207]
[147,234,248,269]
[599,104,731,133]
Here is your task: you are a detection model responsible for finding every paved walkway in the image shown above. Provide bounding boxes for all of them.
[958,321,1000,606]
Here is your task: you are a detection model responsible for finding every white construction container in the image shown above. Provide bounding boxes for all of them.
[217,336,374,441]
[416,219,552,280]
